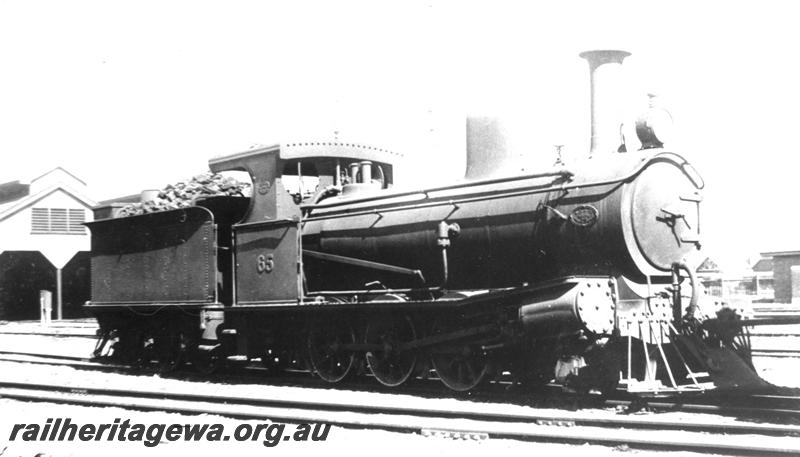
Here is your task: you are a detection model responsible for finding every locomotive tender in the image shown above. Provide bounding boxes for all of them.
[87,50,764,394]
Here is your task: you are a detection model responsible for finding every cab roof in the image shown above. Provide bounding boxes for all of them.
[209,142,402,169]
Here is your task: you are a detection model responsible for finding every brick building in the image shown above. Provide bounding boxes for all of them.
[760,250,800,304]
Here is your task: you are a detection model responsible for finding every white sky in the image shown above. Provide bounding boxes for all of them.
[1,1,798,267]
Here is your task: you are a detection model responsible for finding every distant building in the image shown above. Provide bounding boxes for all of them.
[751,257,775,300]
[760,250,800,304]
[0,168,97,320]
[695,256,773,301]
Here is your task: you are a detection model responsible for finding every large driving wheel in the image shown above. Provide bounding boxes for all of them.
[307,320,357,383]
[365,315,417,387]
[430,321,491,392]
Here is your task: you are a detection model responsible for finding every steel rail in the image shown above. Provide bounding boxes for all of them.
[0,379,792,435]
[752,349,800,358]
[0,331,97,338]
[0,350,93,363]
[0,380,798,454]
[0,351,128,372]
[2,349,800,413]
[603,396,800,419]
[2,348,800,423]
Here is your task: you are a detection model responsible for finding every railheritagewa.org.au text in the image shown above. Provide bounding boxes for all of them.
[8,418,331,447]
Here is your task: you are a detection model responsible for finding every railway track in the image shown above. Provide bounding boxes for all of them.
[0,331,97,338]
[0,350,118,369]
[2,349,800,420]
[0,321,98,339]
[1,379,798,454]
[752,348,800,358]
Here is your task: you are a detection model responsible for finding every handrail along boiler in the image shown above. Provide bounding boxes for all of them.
[86,51,764,394]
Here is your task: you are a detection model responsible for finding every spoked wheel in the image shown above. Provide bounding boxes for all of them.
[365,315,417,387]
[430,321,492,392]
[307,320,357,383]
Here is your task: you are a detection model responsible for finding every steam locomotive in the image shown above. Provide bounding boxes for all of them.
[86,51,765,395]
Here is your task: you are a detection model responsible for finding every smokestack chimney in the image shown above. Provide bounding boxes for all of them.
[579,50,631,155]
[464,117,511,180]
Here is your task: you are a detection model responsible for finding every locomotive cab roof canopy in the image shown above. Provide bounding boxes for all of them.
[208,142,400,224]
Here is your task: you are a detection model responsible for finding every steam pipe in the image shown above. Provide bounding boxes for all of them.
[671,261,699,325]
[437,221,460,289]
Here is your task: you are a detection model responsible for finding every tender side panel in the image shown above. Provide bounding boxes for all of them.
[234,220,299,304]
[87,207,217,304]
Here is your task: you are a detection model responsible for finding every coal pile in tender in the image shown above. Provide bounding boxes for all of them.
[118,173,251,216]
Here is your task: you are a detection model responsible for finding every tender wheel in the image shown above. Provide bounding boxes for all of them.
[133,329,156,370]
[365,315,417,387]
[111,328,139,363]
[193,346,222,375]
[307,320,357,383]
[430,322,491,392]
[155,328,186,373]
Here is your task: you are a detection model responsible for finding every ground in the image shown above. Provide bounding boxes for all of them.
[0,321,797,456]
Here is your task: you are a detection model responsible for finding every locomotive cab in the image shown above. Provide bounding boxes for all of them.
[208,142,400,225]
[207,143,401,305]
